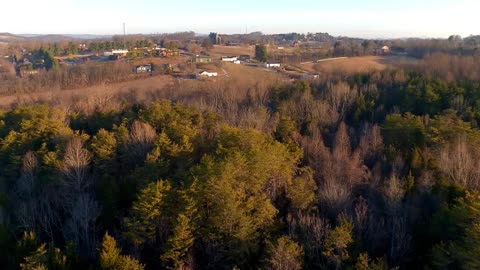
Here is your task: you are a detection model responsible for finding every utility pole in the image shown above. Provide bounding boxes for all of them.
[123,22,126,49]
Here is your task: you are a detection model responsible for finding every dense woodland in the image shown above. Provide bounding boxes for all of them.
[2,49,480,270]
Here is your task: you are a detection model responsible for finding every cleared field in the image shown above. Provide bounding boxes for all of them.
[299,56,414,74]
[0,75,174,108]
[131,57,188,66]
[222,62,285,84]
[208,45,254,59]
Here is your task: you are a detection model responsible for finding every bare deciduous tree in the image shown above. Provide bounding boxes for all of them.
[62,137,92,192]
[439,137,480,190]
[358,124,384,165]
[126,120,156,162]
[302,124,369,213]
[13,152,61,240]
[288,211,331,263]
[63,194,99,257]
[325,81,357,119]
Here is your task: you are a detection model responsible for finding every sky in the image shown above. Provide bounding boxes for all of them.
[0,0,478,38]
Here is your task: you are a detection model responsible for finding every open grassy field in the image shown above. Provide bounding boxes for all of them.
[299,55,416,74]
[224,62,285,83]
[208,45,254,59]
[131,56,188,66]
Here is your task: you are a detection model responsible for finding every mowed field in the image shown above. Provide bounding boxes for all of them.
[208,45,254,59]
[131,56,188,66]
[299,56,414,74]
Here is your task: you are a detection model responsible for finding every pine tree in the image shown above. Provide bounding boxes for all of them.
[355,253,370,270]
[161,214,195,269]
[124,180,172,248]
[20,243,48,270]
[99,233,120,270]
[323,216,354,269]
[255,44,268,62]
[99,232,144,270]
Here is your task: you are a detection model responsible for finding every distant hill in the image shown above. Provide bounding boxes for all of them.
[20,34,111,40]
[464,35,480,45]
[0,33,112,42]
[0,33,27,43]
[23,34,76,42]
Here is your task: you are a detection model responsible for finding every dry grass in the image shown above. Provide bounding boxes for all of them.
[299,56,414,74]
[131,57,188,66]
[208,45,254,59]
[222,62,285,85]
[0,75,174,109]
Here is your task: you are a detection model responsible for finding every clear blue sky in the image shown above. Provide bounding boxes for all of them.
[1,0,477,38]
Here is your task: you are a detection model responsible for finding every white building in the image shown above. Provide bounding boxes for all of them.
[197,71,218,78]
[104,49,129,56]
[265,63,281,68]
[221,56,238,62]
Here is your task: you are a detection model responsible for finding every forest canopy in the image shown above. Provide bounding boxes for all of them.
[2,52,480,269]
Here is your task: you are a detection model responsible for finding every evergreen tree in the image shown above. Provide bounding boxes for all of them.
[323,216,354,269]
[99,232,144,270]
[255,44,268,62]
[124,180,172,248]
[267,236,304,270]
[161,214,195,269]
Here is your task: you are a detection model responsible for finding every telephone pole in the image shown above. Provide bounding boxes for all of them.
[123,23,126,49]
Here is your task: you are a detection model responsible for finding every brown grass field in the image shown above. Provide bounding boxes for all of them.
[299,56,414,74]
[208,45,254,59]
[0,75,175,109]
[131,57,188,66]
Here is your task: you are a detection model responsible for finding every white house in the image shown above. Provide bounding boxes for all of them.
[221,56,238,62]
[197,71,218,78]
[104,49,129,56]
[265,63,281,68]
